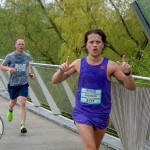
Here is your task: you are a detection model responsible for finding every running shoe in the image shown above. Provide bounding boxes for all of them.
[20,124,27,133]
[7,111,13,122]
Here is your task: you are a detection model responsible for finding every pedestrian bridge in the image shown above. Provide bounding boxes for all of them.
[0,61,150,150]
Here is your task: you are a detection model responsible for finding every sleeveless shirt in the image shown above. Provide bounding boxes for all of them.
[72,56,111,119]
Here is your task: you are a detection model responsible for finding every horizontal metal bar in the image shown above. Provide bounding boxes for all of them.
[1,59,150,81]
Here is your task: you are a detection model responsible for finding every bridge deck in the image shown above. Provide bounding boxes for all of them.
[0,96,108,150]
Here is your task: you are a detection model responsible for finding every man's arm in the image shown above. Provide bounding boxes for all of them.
[52,56,77,84]
[27,64,32,74]
[1,62,17,74]
[0,65,10,72]
[113,69,136,90]
[110,55,136,91]
[27,64,35,79]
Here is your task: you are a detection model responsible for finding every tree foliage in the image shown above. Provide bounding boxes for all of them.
[0,0,150,76]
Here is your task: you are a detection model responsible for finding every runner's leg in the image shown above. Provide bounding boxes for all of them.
[75,123,97,150]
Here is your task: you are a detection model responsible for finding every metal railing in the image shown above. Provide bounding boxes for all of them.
[0,60,150,150]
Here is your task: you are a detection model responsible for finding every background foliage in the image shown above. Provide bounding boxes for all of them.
[0,0,150,76]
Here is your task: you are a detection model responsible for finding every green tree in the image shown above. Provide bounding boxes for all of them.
[0,0,150,76]
[0,0,62,64]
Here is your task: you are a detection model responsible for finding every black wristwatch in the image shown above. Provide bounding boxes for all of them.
[124,72,131,76]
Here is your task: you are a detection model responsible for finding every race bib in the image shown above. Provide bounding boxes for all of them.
[80,88,102,104]
[15,64,26,72]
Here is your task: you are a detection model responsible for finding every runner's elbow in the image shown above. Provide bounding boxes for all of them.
[127,84,136,91]
[51,77,60,84]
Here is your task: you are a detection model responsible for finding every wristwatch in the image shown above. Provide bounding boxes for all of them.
[124,72,131,76]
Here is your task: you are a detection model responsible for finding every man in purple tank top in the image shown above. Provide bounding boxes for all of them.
[52,29,136,150]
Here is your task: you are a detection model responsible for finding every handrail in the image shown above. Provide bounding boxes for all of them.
[0,59,150,150]
[1,58,150,81]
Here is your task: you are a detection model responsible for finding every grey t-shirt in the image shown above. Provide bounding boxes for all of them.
[2,51,31,86]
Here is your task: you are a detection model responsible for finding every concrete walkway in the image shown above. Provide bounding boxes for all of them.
[0,96,108,150]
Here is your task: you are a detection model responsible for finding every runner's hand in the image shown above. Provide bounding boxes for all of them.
[59,56,73,73]
[8,68,18,74]
[29,73,35,80]
[116,55,131,74]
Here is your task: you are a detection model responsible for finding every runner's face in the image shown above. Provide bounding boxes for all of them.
[15,39,25,53]
[86,33,105,57]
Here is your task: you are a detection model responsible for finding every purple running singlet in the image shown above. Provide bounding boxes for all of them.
[72,56,111,129]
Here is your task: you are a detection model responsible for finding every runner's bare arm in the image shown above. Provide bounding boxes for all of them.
[0,64,10,71]
[0,64,17,74]
[52,56,77,84]
[27,65,35,79]
[111,55,136,90]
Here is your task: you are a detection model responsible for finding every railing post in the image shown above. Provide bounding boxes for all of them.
[0,70,8,88]
[32,66,61,114]
[62,80,75,107]
[28,86,41,107]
